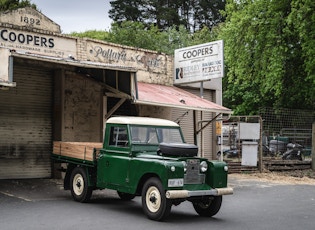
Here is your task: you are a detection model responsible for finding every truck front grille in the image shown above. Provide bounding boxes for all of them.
[184,159,205,184]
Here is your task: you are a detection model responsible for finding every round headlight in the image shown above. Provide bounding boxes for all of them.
[171,166,176,172]
[200,161,208,172]
[224,165,229,172]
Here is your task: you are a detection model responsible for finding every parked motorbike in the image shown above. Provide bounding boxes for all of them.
[282,143,304,161]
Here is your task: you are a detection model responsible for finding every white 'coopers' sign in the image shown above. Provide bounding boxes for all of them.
[174,40,224,84]
[0,28,76,58]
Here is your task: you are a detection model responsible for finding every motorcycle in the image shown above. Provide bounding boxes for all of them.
[282,143,304,161]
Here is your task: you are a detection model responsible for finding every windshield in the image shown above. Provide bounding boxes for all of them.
[130,126,184,144]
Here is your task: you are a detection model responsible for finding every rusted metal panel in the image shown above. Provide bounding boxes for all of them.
[135,82,231,114]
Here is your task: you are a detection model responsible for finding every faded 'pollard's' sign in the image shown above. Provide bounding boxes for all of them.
[86,41,167,74]
[174,40,224,84]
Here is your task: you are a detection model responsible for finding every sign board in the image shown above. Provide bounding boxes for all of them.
[216,121,222,136]
[0,28,77,59]
[0,48,15,87]
[174,40,224,84]
[86,41,167,74]
[239,123,260,140]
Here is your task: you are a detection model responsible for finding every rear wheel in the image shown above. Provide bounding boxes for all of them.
[70,167,92,202]
[141,178,172,221]
[193,196,222,217]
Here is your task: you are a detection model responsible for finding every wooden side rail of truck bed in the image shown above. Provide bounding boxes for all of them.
[53,141,103,162]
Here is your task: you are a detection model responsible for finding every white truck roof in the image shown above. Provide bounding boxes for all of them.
[106,116,179,127]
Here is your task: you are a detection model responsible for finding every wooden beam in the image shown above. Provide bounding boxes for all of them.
[105,98,126,120]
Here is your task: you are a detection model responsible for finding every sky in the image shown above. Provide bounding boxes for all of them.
[31,0,112,33]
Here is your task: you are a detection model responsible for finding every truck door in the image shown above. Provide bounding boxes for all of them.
[97,125,131,191]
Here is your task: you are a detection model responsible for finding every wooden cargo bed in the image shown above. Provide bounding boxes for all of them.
[53,141,103,162]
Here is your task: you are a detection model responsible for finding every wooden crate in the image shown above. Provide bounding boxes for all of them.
[53,141,103,161]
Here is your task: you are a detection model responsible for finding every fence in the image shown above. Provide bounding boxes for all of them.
[222,108,315,172]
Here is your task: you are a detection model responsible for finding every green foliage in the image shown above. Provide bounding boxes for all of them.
[0,0,35,11]
[69,30,110,41]
[288,0,315,101]
[221,0,314,115]
[105,21,219,55]
[106,21,164,52]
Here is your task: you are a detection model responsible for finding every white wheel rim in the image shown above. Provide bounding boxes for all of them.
[73,174,84,196]
[146,186,161,213]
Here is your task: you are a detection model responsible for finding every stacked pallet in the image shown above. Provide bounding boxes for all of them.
[227,161,258,173]
[53,141,103,161]
[264,160,311,171]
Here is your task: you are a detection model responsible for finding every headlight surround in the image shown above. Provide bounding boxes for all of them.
[182,161,187,173]
[200,161,208,173]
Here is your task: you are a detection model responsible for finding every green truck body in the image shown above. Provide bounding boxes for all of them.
[52,116,233,221]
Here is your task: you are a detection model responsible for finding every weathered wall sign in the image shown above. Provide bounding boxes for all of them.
[0,7,76,59]
[0,7,61,33]
[0,28,76,58]
[87,41,167,74]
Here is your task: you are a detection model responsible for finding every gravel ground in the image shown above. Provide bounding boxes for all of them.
[230,169,315,185]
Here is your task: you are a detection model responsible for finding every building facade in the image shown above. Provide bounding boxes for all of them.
[0,7,231,179]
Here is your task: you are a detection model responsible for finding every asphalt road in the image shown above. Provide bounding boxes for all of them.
[0,177,314,230]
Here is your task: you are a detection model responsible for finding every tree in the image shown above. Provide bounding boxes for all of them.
[70,30,110,41]
[104,21,219,55]
[220,0,314,115]
[109,0,226,32]
[108,0,143,23]
[0,0,35,11]
[288,0,315,104]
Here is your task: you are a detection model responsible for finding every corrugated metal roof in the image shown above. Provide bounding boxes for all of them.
[135,82,232,114]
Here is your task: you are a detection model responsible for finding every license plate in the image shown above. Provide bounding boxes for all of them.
[168,178,184,187]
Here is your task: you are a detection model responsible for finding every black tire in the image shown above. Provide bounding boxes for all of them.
[70,167,93,203]
[141,178,172,221]
[117,191,136,201]
[193,196,222,217]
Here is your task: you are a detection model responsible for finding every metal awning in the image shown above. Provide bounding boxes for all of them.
[9,50,231,114]
[134,82,232,114]
[10,50,137,72]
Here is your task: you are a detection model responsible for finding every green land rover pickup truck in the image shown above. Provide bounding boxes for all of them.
[52,116,233,221]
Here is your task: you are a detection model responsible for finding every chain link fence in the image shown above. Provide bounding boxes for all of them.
[259,107,314,158]
[221,108,314,172]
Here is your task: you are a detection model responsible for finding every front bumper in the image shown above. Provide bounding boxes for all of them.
[165,187,233,199]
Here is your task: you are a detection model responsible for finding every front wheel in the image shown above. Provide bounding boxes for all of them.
[141,178,172,221]
[193,196,222,217]
[70,167,93,203]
